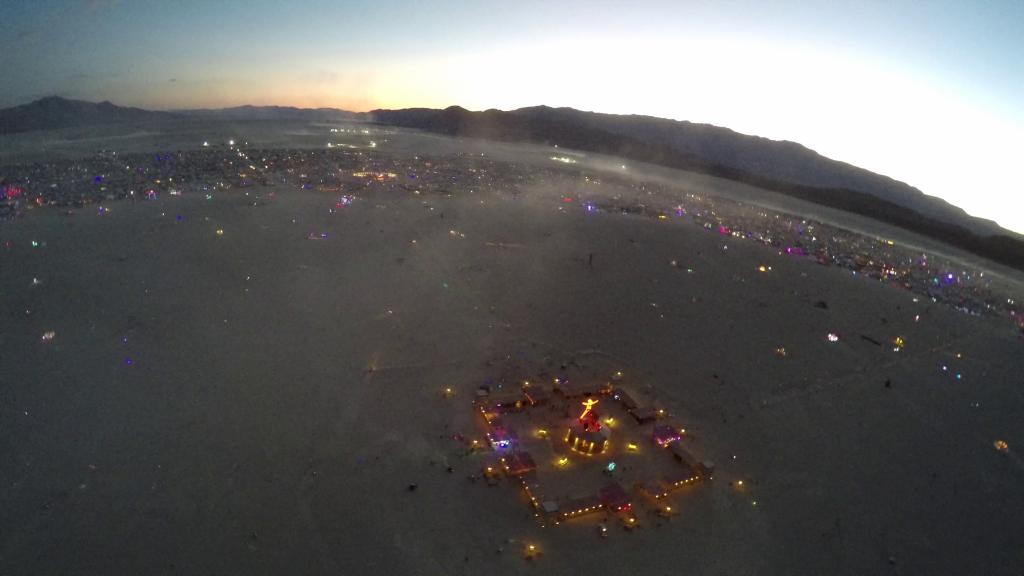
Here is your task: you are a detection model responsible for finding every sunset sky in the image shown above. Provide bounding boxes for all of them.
[2,0,1022,233]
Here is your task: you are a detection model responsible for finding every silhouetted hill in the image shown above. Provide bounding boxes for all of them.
[371,105,1024,271]
[180,105,364,123]
[0,96,178,133]
[373,106,1000,234]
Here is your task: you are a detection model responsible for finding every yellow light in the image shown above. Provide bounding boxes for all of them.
[557,457,569,466]
[627,442,638,451]
[579,398,599,420]
[215,229,224,236]
[758,265,767,272]
[603,417,615,425]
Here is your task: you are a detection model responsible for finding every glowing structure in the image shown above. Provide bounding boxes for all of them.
[352,171,397,181]
[564,398,610,454]
[580,398,599,430]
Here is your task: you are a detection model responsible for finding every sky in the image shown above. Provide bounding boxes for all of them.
[1,0,1022,233]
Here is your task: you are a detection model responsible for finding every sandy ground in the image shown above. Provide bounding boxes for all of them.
[2,136,1024,575]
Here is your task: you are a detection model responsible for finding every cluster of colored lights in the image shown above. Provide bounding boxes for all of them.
[655,435,682,448]
[351,171,396,181]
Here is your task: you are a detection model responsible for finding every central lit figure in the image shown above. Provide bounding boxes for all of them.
[565,398,611,454]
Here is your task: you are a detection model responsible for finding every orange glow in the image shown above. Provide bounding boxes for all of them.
[579,398,599,421]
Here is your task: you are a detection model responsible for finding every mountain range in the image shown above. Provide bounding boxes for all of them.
[0,97,361,133]
[0,96,178,132]
[2,97,1021,270]
[370,106,1002,235]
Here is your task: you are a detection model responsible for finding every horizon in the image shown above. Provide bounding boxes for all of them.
[1,0,1022,234]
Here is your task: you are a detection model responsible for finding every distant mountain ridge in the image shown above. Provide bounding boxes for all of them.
[0,98,363,134]
[0,96,178,133]
[370,105,1003,238]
